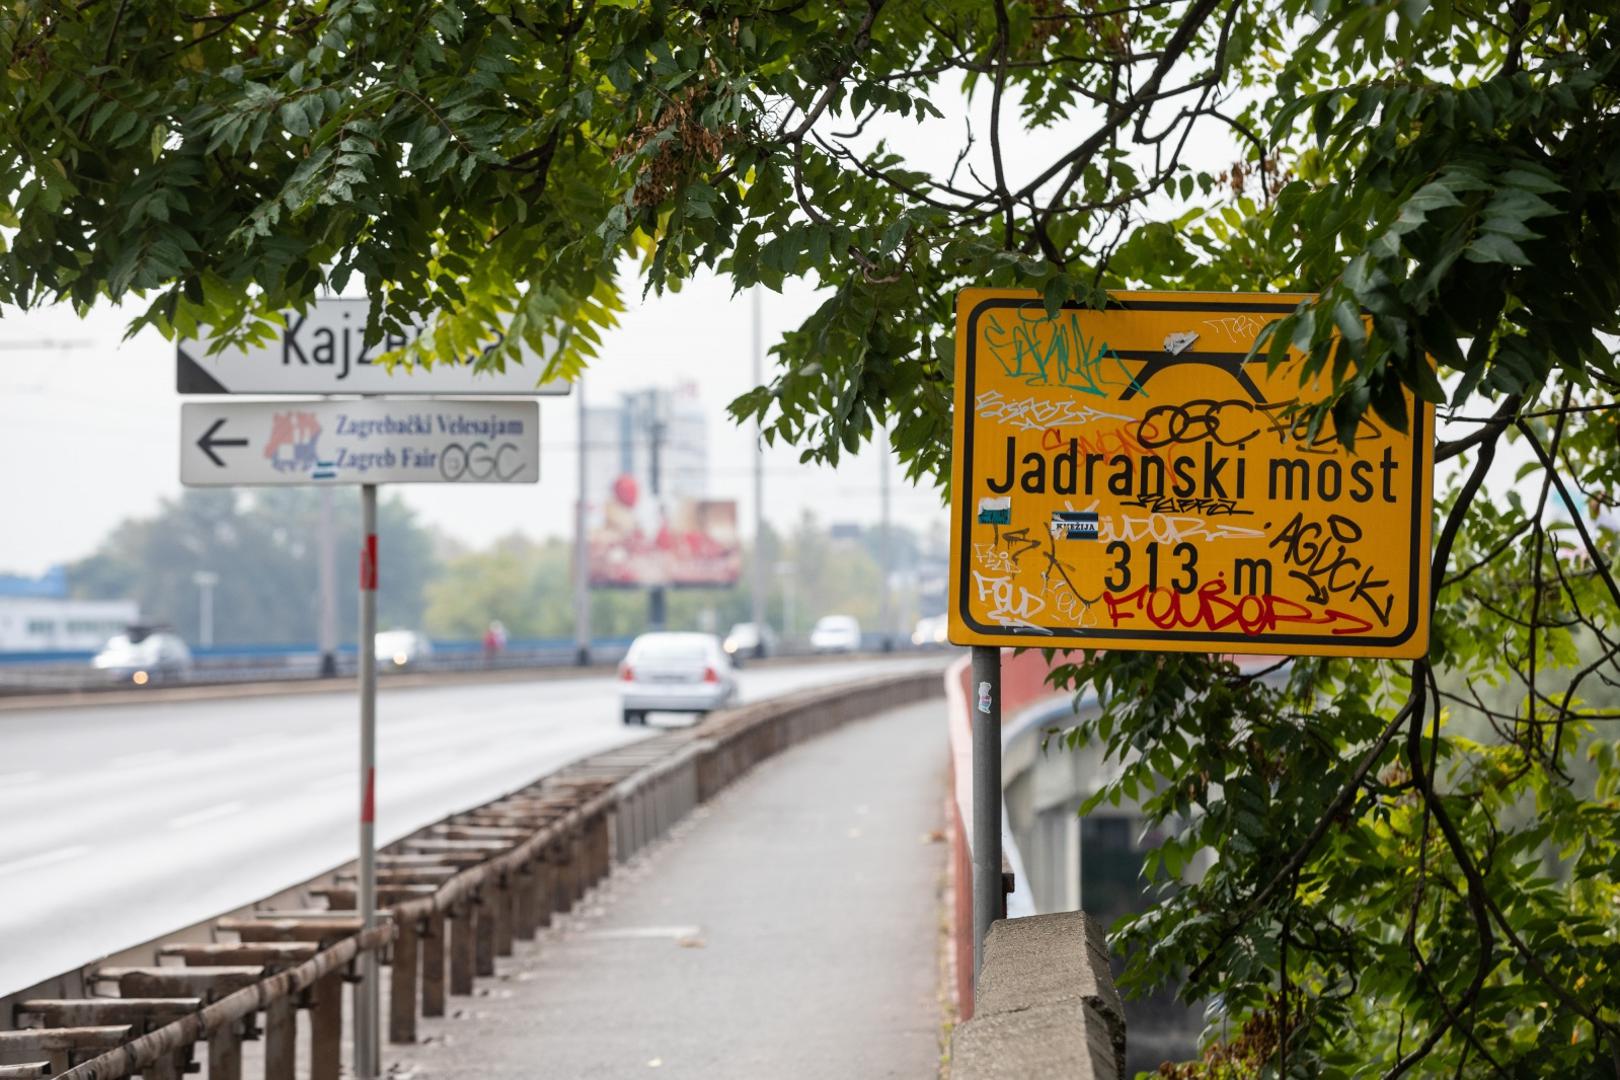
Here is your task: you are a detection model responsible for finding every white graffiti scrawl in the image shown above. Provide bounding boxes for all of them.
[1202,314,1269,343]
[1045,571,1098,627]
[972,543,1019,575]
[971,571,1051,632]
[975,390,1134,432]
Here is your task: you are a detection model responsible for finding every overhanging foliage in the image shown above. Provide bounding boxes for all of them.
[4,2,1619,1074]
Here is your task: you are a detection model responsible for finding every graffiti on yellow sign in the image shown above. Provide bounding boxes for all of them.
[948,289,1434,658]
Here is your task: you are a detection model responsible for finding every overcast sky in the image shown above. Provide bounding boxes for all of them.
[0,270,956,576]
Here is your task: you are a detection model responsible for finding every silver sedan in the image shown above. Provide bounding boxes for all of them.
[619,632,737,725]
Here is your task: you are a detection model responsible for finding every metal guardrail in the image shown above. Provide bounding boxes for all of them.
[0,668,944,1079]
[0,644,632,694]
[0,640,944,696]
[0,638,637,668]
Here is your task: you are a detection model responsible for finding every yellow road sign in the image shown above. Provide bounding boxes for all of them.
[948,289,1433,658]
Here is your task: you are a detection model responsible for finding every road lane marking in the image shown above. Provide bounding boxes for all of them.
[0,844,92,876]
[580,925,704,940]
[113,749,179,769]
[301,772,354,793]
[168,800,246,830]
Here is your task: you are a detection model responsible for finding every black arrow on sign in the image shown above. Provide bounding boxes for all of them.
[197,418,249,467]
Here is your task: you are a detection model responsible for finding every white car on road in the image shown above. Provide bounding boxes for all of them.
[809,615,863,653]
[376,629,434,670]
[619,632,737,726]
[723,621,778,662]
[92,626,193,685]
[911,613,950,648]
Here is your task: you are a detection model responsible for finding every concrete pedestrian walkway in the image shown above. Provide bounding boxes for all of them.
[392,699,948,1079]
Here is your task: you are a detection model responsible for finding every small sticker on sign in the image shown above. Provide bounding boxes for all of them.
[977,496,1011,525]
[1051,511,1099,540]
[977,681,993,714]
[1164,331,1199,355]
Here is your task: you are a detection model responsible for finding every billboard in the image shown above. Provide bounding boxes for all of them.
[584,386,742,588]
[588,485,741,588]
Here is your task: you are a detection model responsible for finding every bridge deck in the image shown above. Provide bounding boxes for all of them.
[389,698,948,1079]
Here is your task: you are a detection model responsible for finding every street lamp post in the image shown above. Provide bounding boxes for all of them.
[879,424,893,652]
[774,560,795,647]
[191,570,219,648]
[629,389,671,632]
[751,287,768,657]
[318,488,339,676]
[574,376,591,665]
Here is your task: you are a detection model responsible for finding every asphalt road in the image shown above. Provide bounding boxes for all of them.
[0,657,940,995]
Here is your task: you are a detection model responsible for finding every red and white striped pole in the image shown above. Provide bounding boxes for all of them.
[356,483,380,1078]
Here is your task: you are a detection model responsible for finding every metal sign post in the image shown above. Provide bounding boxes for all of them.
[356,484,379,1078]
[180,387,544,1079]
[970,644,1003,978]
[945,288,1438,993]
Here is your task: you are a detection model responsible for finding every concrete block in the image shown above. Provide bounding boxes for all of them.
[953,999,1119,1080]
[953,912,1128,1079]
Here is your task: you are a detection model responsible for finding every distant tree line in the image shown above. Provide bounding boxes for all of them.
[423,512,942,642]
[66,491,941,646]
[68,489,439,646]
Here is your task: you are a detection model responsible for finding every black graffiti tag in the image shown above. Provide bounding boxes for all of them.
[1267,512,1393,627]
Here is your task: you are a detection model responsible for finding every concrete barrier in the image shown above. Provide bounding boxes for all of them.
[945,649,1075,1020]
[951,912,1127,1080]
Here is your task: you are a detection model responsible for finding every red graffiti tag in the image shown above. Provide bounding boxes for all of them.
[1077,423,1158,459]
[1041,427,1064,450]
[1101,578,1374,637]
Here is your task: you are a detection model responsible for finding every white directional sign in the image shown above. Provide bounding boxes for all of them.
[177,298,568,395]
[180,399,539,486]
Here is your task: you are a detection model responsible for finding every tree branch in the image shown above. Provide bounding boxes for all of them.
[1026,0,1227,212]
[779,0,886,143]
[1517,419,1620,613]
[1188,395,1508,991]
[989,0,1013,248]
[1384,661,1495,1080]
